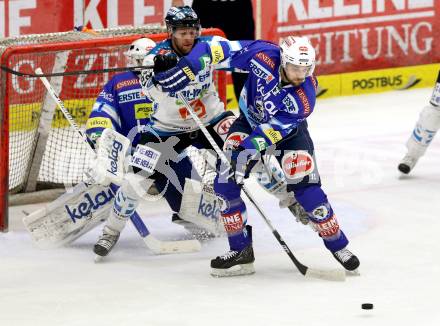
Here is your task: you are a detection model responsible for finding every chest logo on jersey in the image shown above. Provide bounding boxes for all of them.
[250,60,274,83]
[282,94,299,114]
[134,103,154,120]
[118,89,145,103]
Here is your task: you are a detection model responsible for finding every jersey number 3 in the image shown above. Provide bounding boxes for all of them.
[179,99,206,120]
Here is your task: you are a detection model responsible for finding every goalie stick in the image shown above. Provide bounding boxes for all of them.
[34,67,201,255]
[176,93,346,281]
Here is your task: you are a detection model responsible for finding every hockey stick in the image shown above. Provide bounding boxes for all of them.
[35,67,201,254]
[176,93,345,281]
[2,63,154,77]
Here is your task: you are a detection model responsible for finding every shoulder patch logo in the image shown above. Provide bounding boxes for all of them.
[210,45,225,64]
[255,52,275,69]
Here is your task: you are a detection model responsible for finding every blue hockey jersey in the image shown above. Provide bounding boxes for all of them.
[86,71,156,147]
[182,39,318,151]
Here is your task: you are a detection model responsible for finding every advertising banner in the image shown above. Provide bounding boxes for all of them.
[0,0,167,37]
[1,0,439,98]
[265,0,439,75]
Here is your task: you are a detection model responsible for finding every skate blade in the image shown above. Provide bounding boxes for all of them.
[210,263,255,277]
[346,269,360,276]
[94,255,104,263]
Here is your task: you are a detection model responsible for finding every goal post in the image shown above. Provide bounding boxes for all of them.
[0,27,227,232]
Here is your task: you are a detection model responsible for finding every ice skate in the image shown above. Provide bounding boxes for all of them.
[332,248,360,271]
[211,226,255,277]
[93,226,120,258]
[210,244,255,277]
[398,153,419,174]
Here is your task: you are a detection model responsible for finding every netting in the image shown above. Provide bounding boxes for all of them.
[1,26,225,195]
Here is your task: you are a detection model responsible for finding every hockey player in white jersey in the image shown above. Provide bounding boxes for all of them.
[398,70,440,174]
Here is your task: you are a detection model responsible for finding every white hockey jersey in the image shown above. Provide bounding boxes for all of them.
[143,36,228,135]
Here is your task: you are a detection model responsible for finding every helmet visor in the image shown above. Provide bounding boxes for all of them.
[170,26,200,39]
[284,63,314,78]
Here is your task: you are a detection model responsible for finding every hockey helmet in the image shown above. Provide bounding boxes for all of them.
[280,36,316,77]
[165,6,201,33]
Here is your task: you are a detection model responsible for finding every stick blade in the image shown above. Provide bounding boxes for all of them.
[305,267,346,282]
[143,235,201,255]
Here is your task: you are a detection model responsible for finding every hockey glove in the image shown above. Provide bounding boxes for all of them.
[228,146,260,185]
[153,57,196,93]
[288,202,310,225]
[153,54,178,74]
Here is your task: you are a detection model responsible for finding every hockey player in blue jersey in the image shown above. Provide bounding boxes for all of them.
[152,35,360,276]
[143,7,307,219]
[86,38,200,257]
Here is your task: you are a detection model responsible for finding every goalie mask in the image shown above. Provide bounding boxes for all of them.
[280,36,316,82]
[124,37,156,67]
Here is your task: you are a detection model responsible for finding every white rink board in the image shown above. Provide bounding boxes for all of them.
[1,88,440,326]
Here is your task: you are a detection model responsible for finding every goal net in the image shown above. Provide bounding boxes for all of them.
[0,26,226,232]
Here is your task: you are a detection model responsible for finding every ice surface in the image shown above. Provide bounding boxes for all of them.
[1,88,440,326]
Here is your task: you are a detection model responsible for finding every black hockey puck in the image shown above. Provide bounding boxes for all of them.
[361,303,373,310]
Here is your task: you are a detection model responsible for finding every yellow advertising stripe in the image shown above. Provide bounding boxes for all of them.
[9,98,96,132]
[317,63,440,99]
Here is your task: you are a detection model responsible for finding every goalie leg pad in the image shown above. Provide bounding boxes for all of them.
[23,182,115,248]
[179,178,227,236]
